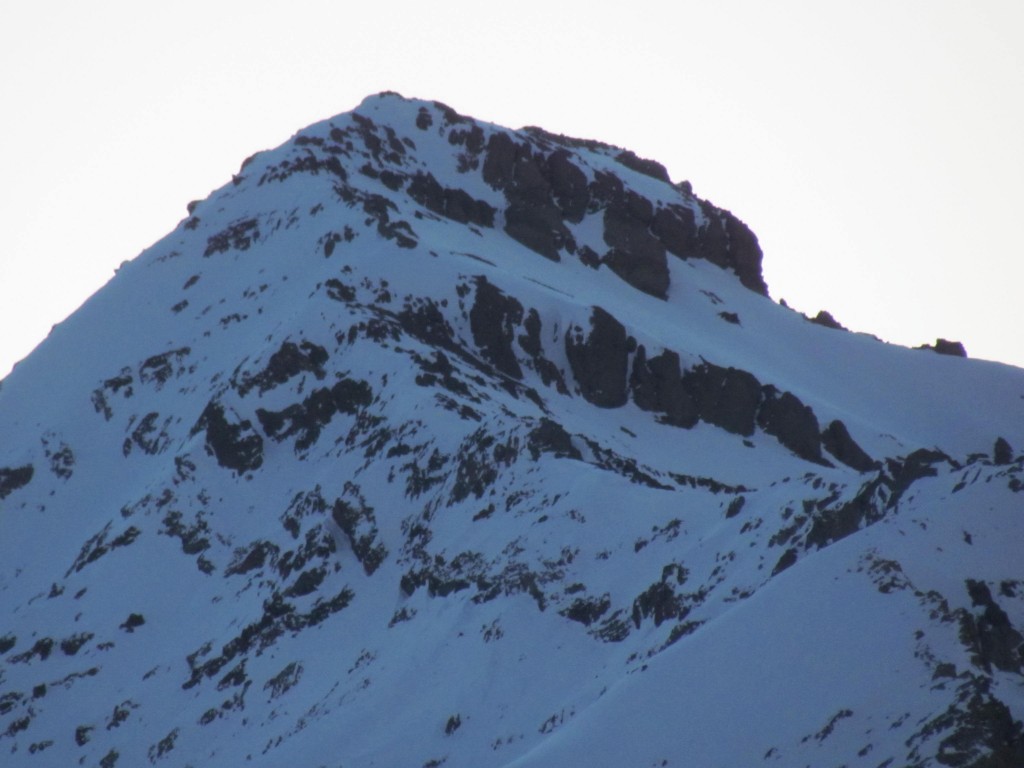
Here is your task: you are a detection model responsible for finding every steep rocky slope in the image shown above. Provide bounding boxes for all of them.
[1,93,1022,767]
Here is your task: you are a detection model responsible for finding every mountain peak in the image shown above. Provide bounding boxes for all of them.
[248,91,770,300]
[1,95,1022,768]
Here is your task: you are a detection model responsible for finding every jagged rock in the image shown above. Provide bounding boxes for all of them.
[629,346,698,428]
[123,411,172,456]
[757,386,825,464]
[809,310,846,331]
[225,540,280,577]
[483,133,574,261]
[238,340,328,396]
[602,191,670,299]
[469,278,524,378]
[886,448,954,508]
[993,437,1014,465]
[805,477,886,550]
[560,594,611,626]
[614,150,671,182]
[257,379,373,451]
[527,418,581,461]
[822,420,877,472]
[961,580,1024,674]
[650,204,699,258]
[631,581,686,628]
[398,298,457,350]
[481,132,519,190]
[684,363,761,436]
[332,495,386,576]
[910,674,1024,767]
[191,403,264,474]
[565,307,630,408]
[0,464,34,500]
[544,150,589,222]
[406,172,495,228]
[139,347,192,387]
[772,548,799,576]
[517,309,568,393]
[325,278,356,302]
[42,436,75,479]
[917,338,968,357]
[505,202,572,261]
[588,169,625,212]
[204,218,260,257]
[691,202,768,295]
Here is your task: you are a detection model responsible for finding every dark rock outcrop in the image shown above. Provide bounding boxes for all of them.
[483,133,574,261]
[565,308,630,408]
[191,402,264,474]
[505,202,572,261]
[631,579,687,629]
[822,420,877,472]
[257,379,373,452]
[917,338,968,357]
[650,204,699,259]
[602,192,669,299]
[332,495,387,576]
[481,132,519,190]
[805,477,886,550]
[518,309,568,394]
[962,579,1024,674]
[481,122,769,298]
[527,418,581,461]
[238,340,328,396]
[993,437,1014,466]
[139,347,192,388]
[689,202,768,296]
[407,172,495,228]
[629,346,698,428]
[683,363,761,437]
[544,150,589,222]
[560,594,611,626]
[0,464,34,500]
[885,449,954,508]
[808,310,845,331]
[469,278,524,379]
[614,150,671,183]
[757,387,825,465]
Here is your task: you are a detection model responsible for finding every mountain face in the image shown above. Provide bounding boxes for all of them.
[2,92,1023,768]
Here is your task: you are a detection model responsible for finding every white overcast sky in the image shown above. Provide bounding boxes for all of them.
[2,1,1022,378]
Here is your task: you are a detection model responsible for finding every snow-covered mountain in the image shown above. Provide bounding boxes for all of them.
[2,92,1023,768]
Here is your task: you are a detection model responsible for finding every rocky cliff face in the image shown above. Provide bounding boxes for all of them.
[1,93,1022,768]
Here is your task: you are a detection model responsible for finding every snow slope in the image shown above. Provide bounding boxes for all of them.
[1,92,1022,767]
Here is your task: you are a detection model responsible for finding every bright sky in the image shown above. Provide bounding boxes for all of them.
[2,1,1022,379]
